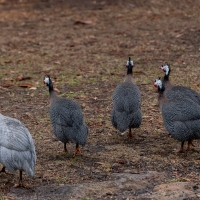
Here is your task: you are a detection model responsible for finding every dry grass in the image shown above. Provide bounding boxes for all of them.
[0,0,200,197]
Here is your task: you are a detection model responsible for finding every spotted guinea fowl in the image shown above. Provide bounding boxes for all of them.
[44,76,89,157]
[154,78,200,152]
[159,64,200,104]
[111,57,142,138]
[0,113,36,187]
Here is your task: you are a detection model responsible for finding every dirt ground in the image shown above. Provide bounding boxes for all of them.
[0,0,200,199]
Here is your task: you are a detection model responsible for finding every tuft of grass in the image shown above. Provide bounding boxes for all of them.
[60,91,78,98]
[70,157,79,162]
[55,177,68,183]
[68,79,79,85]
[168,177,185,182]
[59,73,81,86]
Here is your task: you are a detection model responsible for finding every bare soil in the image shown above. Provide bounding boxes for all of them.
[0,0,200,199]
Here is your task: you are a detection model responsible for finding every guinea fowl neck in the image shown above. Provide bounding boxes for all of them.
[127,65,133,75]
[164,74,169,82]
[48,79,57,100]
[163,73,173,89]
[48,79,54,93]
[163,67,171,83]
[158,86,166,109]
[124,65,134,83]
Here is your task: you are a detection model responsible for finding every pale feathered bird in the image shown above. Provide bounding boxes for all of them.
[44,76,89,157]
[111,57,142,138]
[0,113,36,187]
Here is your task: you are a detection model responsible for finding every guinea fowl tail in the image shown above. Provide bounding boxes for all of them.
[67,123,89,146]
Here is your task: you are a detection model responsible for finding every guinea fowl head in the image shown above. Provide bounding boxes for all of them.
[159,64,170,76]
[44,76,54,92]
[154,78,165,92]
[126,57,134,74]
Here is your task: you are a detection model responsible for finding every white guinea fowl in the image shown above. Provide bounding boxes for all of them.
[44,76,89,157]
[0,113,36,187]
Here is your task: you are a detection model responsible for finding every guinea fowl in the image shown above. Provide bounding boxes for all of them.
[159,64,200,104]
[44,76,89,157]
[0,113,36,187]
[154,78,200,152]
[111,57,142,138]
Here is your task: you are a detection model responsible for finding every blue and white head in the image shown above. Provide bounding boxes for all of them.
[159,64,170,76]
[44,76,54,92]
[154,78,164,90]
[126,57,134,74]
[44,76,51,86]
[126,57,134,68]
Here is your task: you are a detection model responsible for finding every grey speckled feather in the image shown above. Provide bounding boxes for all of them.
[111,82,142,132]
[155,78,200,150]
[50,97,88,146]
[162,98,200,142]
[44,76,89,152]
[111,58,142,134]
[0,113,36,178]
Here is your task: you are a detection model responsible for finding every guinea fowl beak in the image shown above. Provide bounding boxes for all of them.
[153,82,157,87]
[158,66,165,72]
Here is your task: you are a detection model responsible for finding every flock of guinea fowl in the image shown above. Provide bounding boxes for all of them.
[0,57,200,187]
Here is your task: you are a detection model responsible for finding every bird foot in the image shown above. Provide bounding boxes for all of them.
[174,148,185,153]
[187,141,195,151]
[190,141,195,147]
[73,148,82,157]
[0,167,6,173]
[13,182,24,188]
[127,133,136,140]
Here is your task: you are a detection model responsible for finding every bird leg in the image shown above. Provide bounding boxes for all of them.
[0,166,6,173]
[63,143,68,152]
[187,140,195,151]
[178,141,185,153]
[13,171,24,188]
[127,127,136,139]
[73,144,82,157]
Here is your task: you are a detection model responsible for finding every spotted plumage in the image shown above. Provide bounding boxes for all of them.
[154,78,200,152]
[0,113,36,187]
[111,58,142,138]
[159,64,200,104]
[44,76,89,157]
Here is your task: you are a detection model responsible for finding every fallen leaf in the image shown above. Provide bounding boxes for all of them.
[16,75,31,81]
[54,61,61,65]
[7,196,16,200]
[18,83,34,88]
[0,86,9,90]
[118,160,126,164]
[133,71,146,75]
[5,60,12,63]
[29,87,37,90]
[142,115,151,119]
[44,139,51,142]
[74,20,93,25]
[54,87,60,93]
